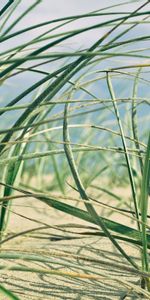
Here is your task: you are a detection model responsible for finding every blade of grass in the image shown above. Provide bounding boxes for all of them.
[132,67,143,173]
[63,101,138,269]
[0,0,21,32]
[0,1,148,158]
[106,72,141,232]
[0,283,20,300]
[140,133,150,275]
[0,181,149,246]
[0,0,15,18]
[0,140,27,237]
[2,0,42,36]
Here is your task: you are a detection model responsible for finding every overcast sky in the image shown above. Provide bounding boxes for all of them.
[0,0,149,50]
[0,0,145,16]
[0,0,149,129]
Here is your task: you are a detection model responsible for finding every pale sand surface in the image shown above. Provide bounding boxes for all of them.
[0,186,148,300]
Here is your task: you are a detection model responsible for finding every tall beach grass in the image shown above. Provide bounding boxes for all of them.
[0,0,150,298]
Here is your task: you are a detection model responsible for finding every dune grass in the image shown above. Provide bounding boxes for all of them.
[0,0,150,298]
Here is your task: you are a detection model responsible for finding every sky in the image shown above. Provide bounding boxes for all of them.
[0,0,149,131]
[0,0,149,50]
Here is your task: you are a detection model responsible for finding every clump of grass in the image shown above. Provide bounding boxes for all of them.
[0,0,150,298]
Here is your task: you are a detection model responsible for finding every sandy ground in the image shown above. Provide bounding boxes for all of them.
[0,184,149,300]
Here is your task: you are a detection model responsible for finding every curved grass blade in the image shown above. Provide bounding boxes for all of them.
[0,0,15,18]
[0,61,73,118]
[0,284,20,300]
[0,181,150,246]
[106,72,141,232]
[132,67,143,173]
[0,0,21,33]
[140,133,150,274]
[2,0,42,36]
[0,1,148,79]
[0,10,149,43]
[0,1,148,156]
[63,102,138,269]
[0,141,27,237]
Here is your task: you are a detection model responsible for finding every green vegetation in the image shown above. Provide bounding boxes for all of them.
[0,0,150,299]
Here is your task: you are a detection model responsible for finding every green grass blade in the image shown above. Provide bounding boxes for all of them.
[0,61,73,117]
[0,141,27,236]
[2,0,42,36]
[63,102,138,269]
[106,72,141,231]
[140,133,150,272]
[0,0,15,17]
[0,284,20,300]
[132,67,143,173]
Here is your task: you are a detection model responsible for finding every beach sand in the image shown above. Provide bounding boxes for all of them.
[0,183,149,300]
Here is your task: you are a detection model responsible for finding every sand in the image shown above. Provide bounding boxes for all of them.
[0,184,149,300]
